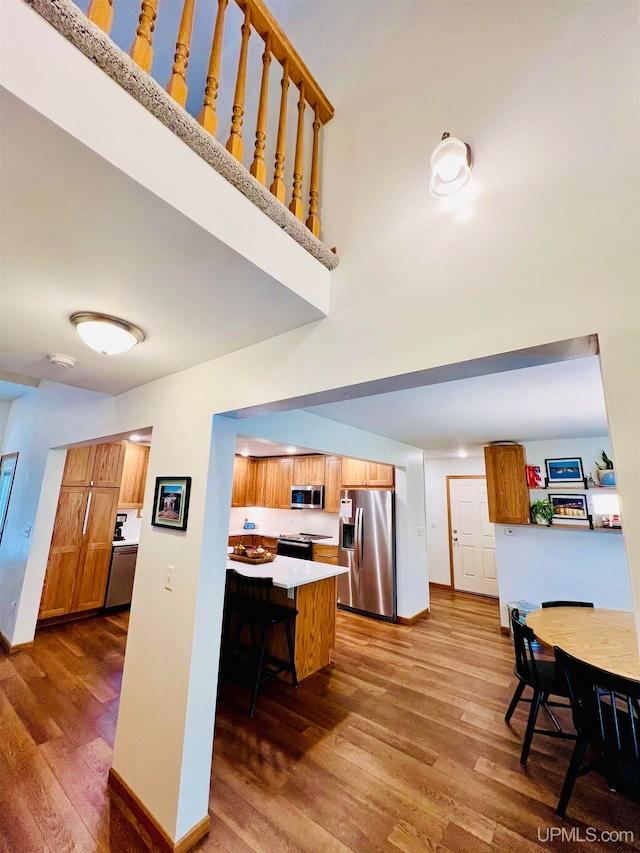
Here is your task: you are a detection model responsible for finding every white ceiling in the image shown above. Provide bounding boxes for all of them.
[0,90,323,396]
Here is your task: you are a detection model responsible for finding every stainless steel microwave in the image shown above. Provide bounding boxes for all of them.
[291,485,324,510]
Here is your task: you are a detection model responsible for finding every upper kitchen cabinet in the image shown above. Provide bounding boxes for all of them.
[62,446,96,486]
[278,457,295,509]
[231,456,251,507]
[92,442,126,487]
[293,456,325,486]
[61,442,125,488]
[484,444,530,524]
[263,459,280,508]
[324,457,341,513]
[118,443,150,508]
[341,458,395,488]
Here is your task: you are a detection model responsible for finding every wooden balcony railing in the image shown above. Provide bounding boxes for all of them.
[86,0,334,239]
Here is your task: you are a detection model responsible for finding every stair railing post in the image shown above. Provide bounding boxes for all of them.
[306,107,321,236]
[270,60,290,202]
[166,0,197,107]
[250,34,272,185]
[288,81,306,220]
[129,0,159,73]
[197,0,229,136]
[226,6,252,161]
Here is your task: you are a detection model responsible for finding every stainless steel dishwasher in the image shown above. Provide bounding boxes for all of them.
[105,545,138,608]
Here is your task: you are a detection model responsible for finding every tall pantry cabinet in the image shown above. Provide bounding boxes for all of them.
[39,442,125,620]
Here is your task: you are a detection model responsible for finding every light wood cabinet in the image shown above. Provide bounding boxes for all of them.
[39,487,88,618]
[72,488,120,612]
[293,455,325,486]
[39,442,124,621]
[277,457,294,509]
[484,444,530,524]
[244,460,257,506]
[62,446,96,487]
[366,462,395,487]
[312,543,338,565]
[340,458,395,488]
[118,443,149,508]
[92,442,126,487]
[231,456,250,507]
[264,458,279,508]
[253,459,268,507]
[341,457,367,487]
[324,456,341,513]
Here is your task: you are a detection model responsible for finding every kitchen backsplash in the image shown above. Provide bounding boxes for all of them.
[117,509,143,542]
[229,506,339,537]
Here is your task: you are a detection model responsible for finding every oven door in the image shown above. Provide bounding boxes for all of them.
[277,539,313,560]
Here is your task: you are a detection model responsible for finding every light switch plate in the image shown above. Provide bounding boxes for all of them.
[165,565,174,590]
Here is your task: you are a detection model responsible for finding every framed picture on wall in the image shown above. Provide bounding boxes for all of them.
[0,453,19,543]
[545,457,585,485]
[549,493,590,523]
[151,476,191,531]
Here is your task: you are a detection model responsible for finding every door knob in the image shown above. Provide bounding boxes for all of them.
[453,529,457,533]
[453,536,458,541]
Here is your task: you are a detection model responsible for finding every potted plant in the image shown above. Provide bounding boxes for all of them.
[531,499,554,525]
[595,451,615,486]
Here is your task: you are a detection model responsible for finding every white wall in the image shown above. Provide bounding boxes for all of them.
[0,400,11,449]
[424,456,486,585]
[495,436,631,626]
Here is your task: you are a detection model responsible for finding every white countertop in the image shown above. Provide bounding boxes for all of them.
[226,552,347,590]
[113,538,139,547]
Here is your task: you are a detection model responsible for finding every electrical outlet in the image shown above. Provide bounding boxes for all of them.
[418,526,425,537]
[504,528,516,537]
[165,566,174,590]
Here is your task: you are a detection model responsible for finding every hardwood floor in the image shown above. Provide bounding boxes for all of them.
[2,590,640,852]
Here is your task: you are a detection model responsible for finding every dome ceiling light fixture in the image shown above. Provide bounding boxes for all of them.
[70,312,145,355]
[430,132,472,199]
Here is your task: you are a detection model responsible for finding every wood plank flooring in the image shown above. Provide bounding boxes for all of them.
[2,590,640,852]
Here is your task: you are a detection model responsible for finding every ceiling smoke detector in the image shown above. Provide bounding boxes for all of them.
[48,353,76,369]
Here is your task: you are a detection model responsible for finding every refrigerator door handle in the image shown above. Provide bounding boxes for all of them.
[356,506,363,570]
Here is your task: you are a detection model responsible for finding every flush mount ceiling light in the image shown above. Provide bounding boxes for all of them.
[70,312,145,355]
[430,133,472,198]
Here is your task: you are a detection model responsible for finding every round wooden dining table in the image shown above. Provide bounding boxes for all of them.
[526,607,640,681]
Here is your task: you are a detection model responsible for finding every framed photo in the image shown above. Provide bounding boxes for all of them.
[0,453,18,543]
[151,476,191,531]
[549,493,588,520]
[545,457,584,485]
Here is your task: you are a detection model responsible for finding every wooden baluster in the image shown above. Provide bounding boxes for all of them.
[306,107,321,236]
[270,61,290,202]
[87,0,113,34]
[129,0,159,73]
[289,82,306,220]
[226,7,252,162]
[250,35,272,185]
[197,0,228,136]
[166,0,196,108]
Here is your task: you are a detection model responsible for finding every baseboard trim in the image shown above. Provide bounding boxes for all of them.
[108,768,210,853]
[0,629,34,654]
[429,582,453,590]
[397,607,430,625]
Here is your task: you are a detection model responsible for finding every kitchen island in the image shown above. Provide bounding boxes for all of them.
[226,554,348,682]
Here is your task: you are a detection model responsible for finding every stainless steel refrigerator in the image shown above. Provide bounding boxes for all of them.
[337,489,396,621]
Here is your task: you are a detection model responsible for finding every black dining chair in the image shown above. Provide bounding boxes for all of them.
[541,601,594,609]
[554,646,640,817]
[505,608,576,765]
[227,570,298,717]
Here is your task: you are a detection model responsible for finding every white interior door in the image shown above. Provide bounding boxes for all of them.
[449,478,498,596]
